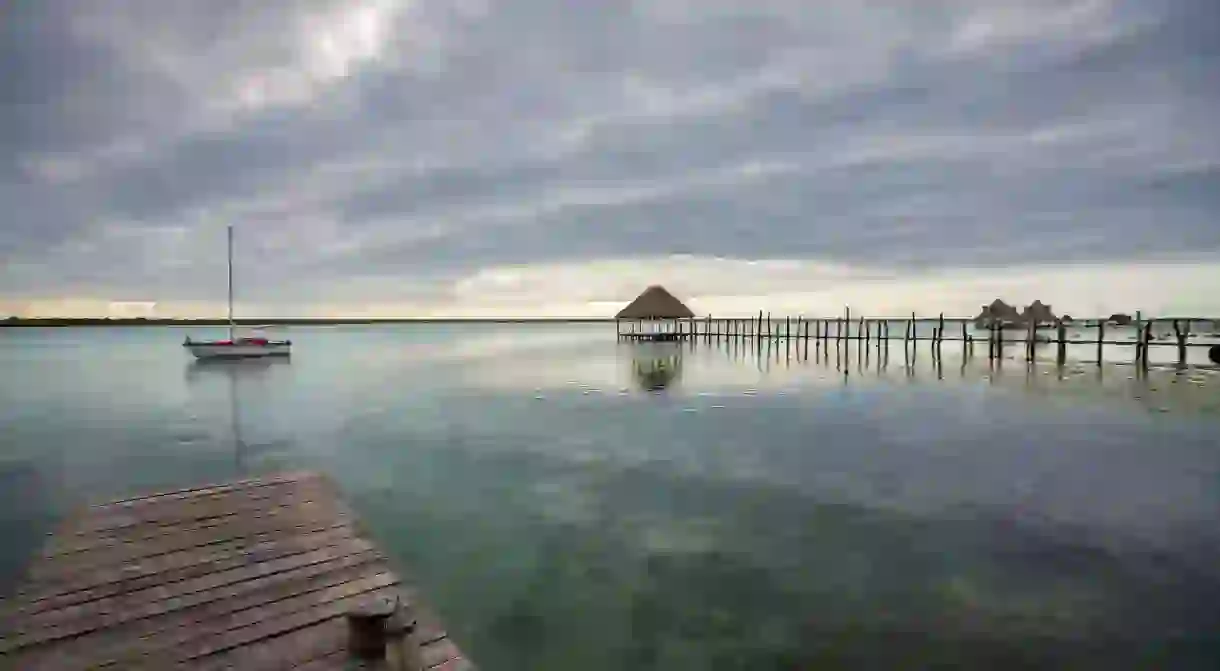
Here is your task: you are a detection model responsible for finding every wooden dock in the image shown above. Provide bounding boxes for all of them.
[0,471,473,670]
[617,312,1220,368]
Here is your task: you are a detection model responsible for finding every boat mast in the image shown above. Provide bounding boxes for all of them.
[227,224,235,341]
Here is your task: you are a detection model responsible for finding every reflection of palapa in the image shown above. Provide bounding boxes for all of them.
[632,353,683,391]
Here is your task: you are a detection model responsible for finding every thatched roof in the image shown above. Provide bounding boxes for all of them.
[1021,300,1057,323]
[974,299,1021,323]
[616,285,694,320]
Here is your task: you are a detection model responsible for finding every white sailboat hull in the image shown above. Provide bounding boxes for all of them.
[185,341,291,359]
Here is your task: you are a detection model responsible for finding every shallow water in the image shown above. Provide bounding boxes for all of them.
[2,324,1219,669]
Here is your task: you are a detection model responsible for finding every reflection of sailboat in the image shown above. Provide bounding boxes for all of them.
[184,225,291,359]
[630,346,684,391]
[185,358,292,476]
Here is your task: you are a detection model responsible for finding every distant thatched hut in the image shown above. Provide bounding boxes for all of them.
[975,298,1058,328]
[616,285,695,340]
[1021,300,1058,325]
[1107,313,1133,326]
[973,299,1022,329]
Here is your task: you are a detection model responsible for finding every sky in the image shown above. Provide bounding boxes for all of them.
[1,0,1218,319]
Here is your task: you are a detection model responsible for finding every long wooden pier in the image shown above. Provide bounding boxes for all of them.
[0,471,472,670]
[617,311,1220,368]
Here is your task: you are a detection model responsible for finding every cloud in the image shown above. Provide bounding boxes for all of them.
[2,0,1219,317]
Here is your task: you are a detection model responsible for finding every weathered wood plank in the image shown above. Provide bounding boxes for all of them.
[421,637,465,668]
[6,526,359,615]
[11,541,380,637]
[29,503,353,579]
[11,561,391,669]
[64,478,332,539]
[0,471,474,670]
[99,471,318,508]
[46,485,331,555]
[154,577,401,666]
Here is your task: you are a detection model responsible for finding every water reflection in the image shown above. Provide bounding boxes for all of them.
[184,357,296,477]
[630,345,684,392]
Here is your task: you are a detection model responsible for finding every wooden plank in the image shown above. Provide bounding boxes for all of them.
[6,526,359,615]
[99,471,318,508]
[165,576,399,665]
[421,637,465,668]
[46,485,331,555]
[11,560,391,669]
[193,601,448,671]
[70,478,332,536]
[0,471,474,670]
[10,541,380,637]
[30,503,353,579]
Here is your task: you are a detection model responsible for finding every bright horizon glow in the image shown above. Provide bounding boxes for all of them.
[4,256,1218,319]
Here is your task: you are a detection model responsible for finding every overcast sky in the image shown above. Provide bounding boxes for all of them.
[2,0,1218,318]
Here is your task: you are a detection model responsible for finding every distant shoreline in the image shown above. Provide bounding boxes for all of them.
[0,318,617,327]
[2,316,1215,328]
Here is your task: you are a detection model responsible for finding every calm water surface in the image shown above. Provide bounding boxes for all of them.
[2,324,1220,669]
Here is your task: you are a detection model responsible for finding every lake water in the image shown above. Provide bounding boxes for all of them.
[2,324,1220,669]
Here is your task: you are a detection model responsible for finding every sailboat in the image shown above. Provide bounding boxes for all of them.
[183,225,292,359]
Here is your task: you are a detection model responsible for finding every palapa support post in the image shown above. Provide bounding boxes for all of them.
[1027,317,1036,362]
[1174,319,1190,367]
[910,312,918,363]
[996,319,1003,364]
[1143,322,1153,370]
[1056,319,1067,367]
[1097,319,1105,364]
[1134,311,1142,365]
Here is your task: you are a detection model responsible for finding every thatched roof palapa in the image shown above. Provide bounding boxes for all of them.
[616,285,695,320]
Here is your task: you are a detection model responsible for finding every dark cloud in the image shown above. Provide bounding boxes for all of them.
[1,0,1218,311]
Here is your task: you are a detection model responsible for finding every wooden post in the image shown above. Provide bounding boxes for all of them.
[1056,319,1067,367]
[1133,311,1142,364]
[757,310,763,340]
[937,313,945,352]
[1174,319,1189,367]
[1026,317,1035,362]
[857,316,864,344]
[845,307,851,341]
[1097,319,1105,364]
[1142,321,1153,370]
[348,595,397,660]
[961,321,968,358]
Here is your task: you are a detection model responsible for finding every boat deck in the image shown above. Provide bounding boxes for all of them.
[0,471,472,670]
